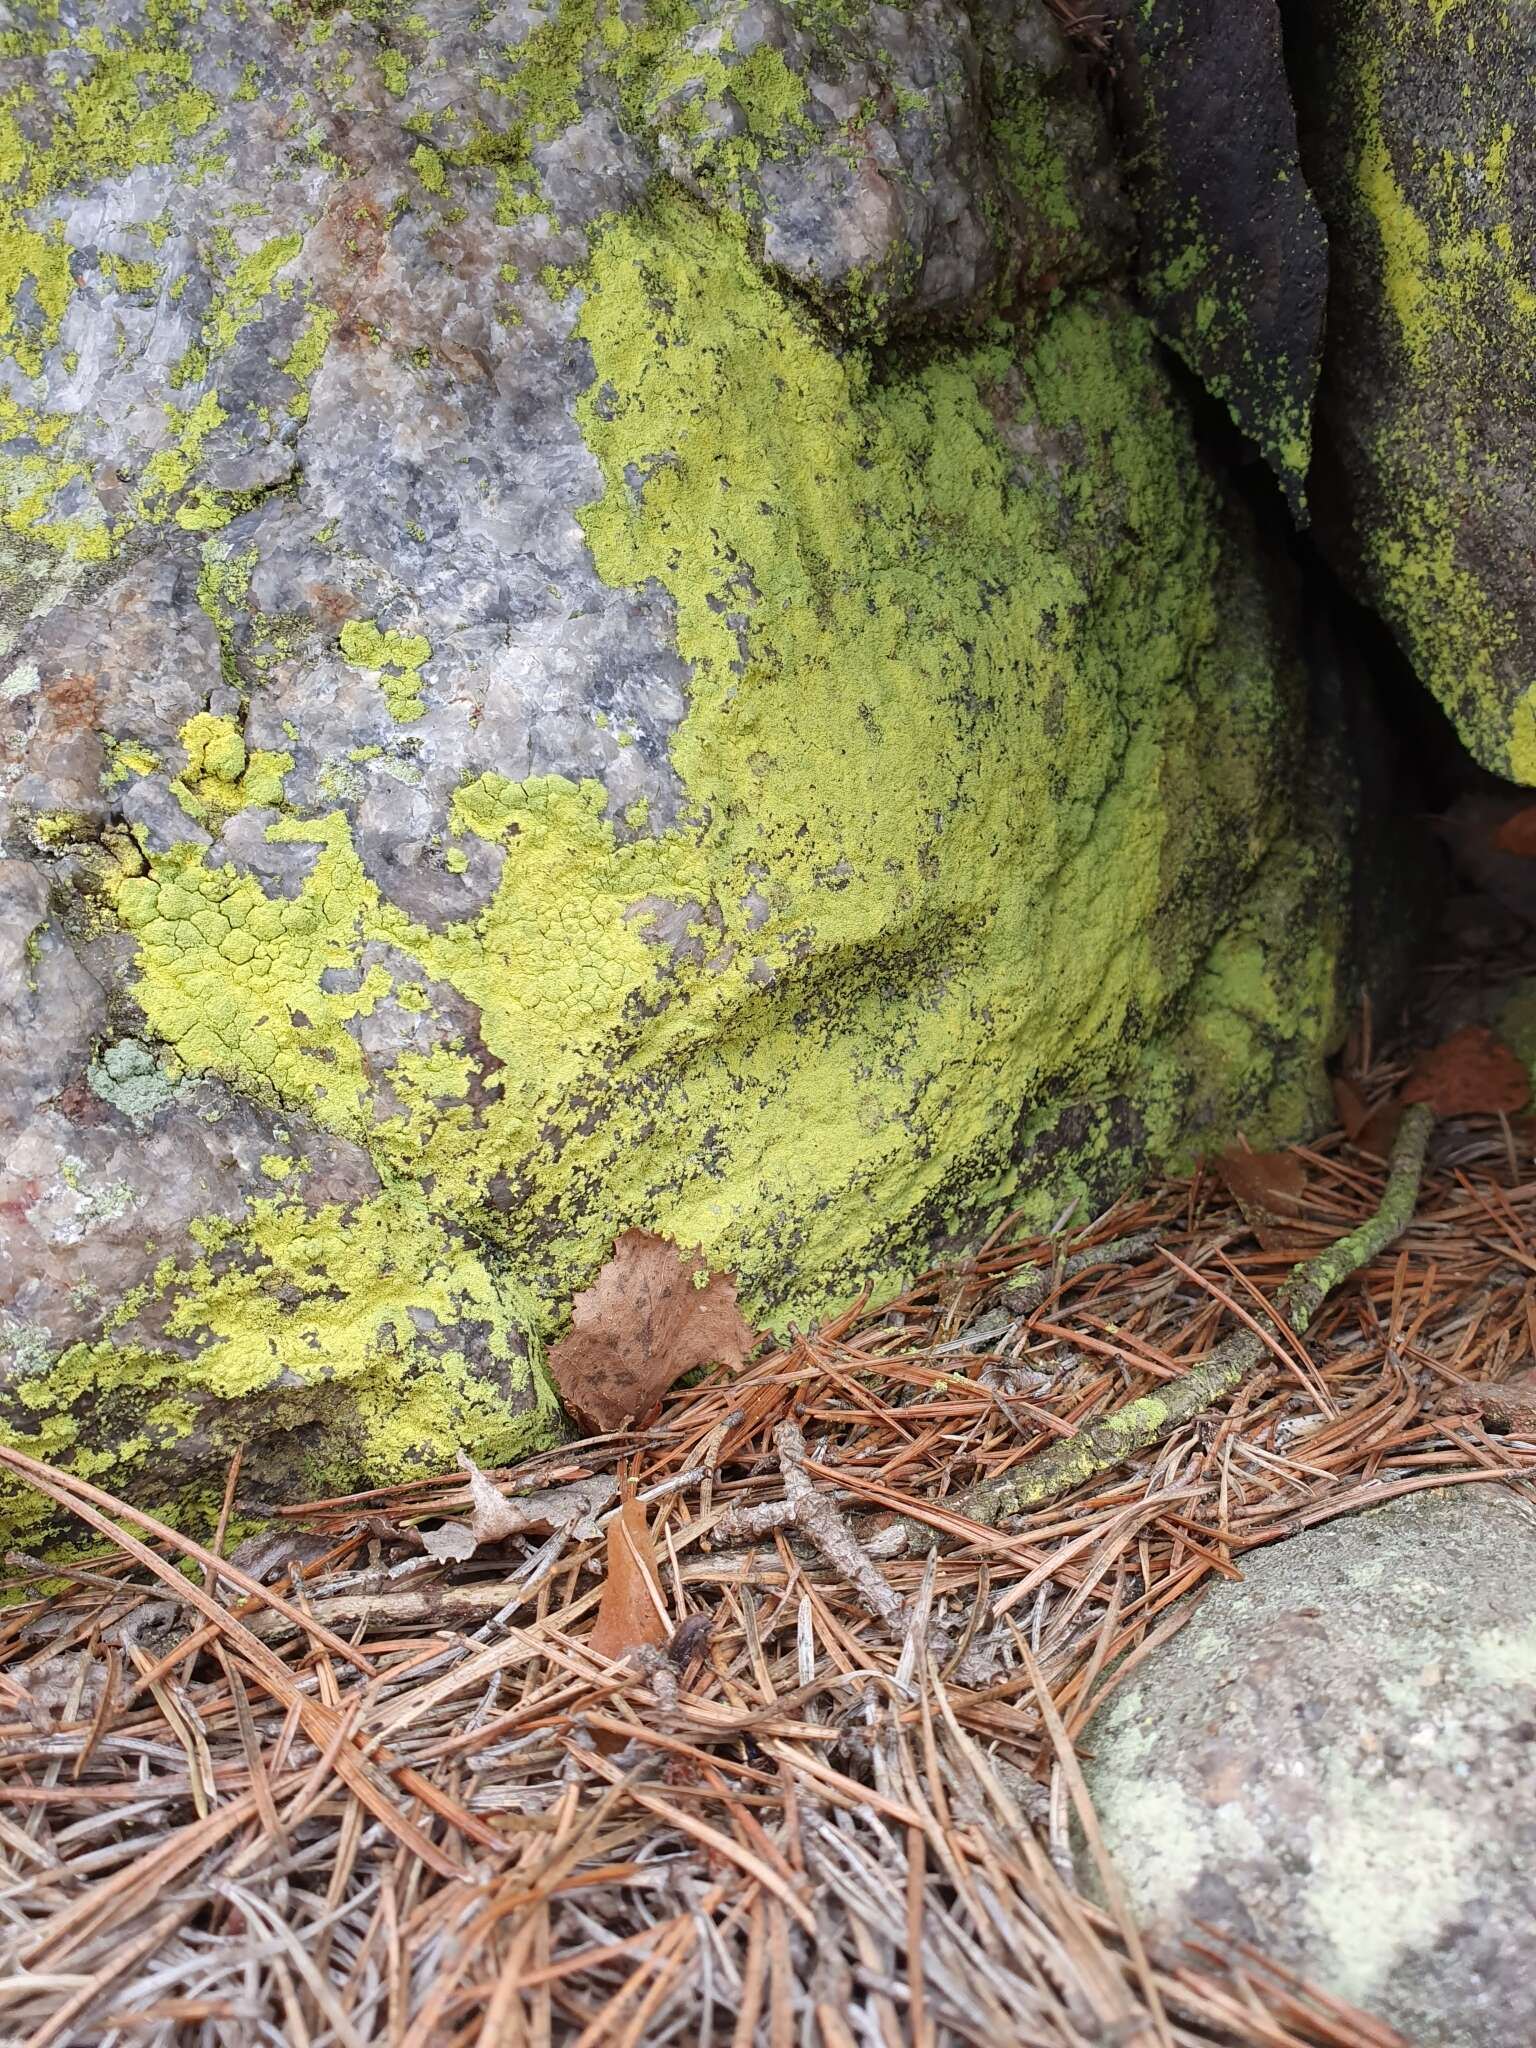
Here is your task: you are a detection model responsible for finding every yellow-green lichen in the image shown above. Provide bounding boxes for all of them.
[339,618,431,722]
[0,34,216,376]
[1,1188,556,1545]
[169,712,292,824]
[280,304,336,418]
[103,192,1346,1348]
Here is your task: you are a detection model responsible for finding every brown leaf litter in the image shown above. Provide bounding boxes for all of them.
[0,1062,1534,2042]
[1492,802,1536,859]
[1215,1146,1311,1251]
[1401,1023,1531,1116]
[547,1227,759,1433]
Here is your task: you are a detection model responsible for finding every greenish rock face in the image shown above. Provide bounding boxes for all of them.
[1294,0,1536,783]
[0,0,1359,1535]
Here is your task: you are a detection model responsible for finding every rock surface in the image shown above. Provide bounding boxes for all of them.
[1293,0,1536,784]
[1115,0,1327,515]
[0,0,1363,1528]
[1081,1486,1536,2047]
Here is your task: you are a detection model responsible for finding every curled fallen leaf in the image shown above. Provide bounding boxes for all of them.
[1492,803,1536,859]
[418,1460,616,1562]
[1216,1147,1309,1251]
[548,1228,759,1434]
[590,1496,667,1663]
[1430,1372,1536,1435]
[1401,1026,1530,1117]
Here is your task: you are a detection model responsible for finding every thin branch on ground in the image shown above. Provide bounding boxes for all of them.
[998,1232,1161,1317]
[718,1420,909,1635]
[917,1104,1435,1537]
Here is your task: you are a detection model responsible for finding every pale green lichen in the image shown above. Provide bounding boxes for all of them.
[87,1037,185,1124]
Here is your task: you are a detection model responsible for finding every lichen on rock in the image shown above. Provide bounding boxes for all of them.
[0,0,1365,1533]
[1293,0,1536,782]
[1114,0,1328,515]
[1081,1488,1536,2046]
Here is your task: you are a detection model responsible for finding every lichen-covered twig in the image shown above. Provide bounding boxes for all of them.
[997,1231,1160,1316]
[904,1104,1435,1542]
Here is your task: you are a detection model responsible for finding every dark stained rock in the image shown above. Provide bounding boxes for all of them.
[1291,0,1536,783]
[1114,0,1328,516]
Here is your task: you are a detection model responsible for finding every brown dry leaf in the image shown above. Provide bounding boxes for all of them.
[548,1228,758,1433]
[1492,803,1536,859]
[1354,1094,1403,1159]
[590,1497,668,1663]
[1331,1075,1369,1141]
[419,1461,616,1562]
[1430,1371,1536,1434]
[1215,1147,1310,1251]
[1401,1026,1531,1117]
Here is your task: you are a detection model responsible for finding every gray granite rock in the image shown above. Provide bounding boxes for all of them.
[0,0,1365,1530]
[1082,1486,1536,2047]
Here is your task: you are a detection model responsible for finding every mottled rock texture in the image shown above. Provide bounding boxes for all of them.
[1292,0,1536,783]
[1082,1487,1536,2047]
[0,0,1363,1533]
[1114,0,1327,516]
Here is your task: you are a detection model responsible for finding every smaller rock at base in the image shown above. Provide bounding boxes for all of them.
[1079,1487,1536,2048]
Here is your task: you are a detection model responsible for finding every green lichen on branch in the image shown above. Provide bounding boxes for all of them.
[913,1102,1435,1537]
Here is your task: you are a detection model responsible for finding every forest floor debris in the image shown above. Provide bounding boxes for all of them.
[1,1035,1534,2042]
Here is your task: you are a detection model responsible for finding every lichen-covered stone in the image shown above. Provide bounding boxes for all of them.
[1114,0,1327,515]
[1,0,1362,1530]
[1081,1487,1536,2047]
[1292,0,1536,782]
[634,0,1132,333]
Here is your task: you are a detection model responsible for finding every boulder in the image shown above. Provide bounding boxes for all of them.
[1292,0,1536,783]
[1114,0,1328,517]
[1082,1487,1536,2047]
[0,0,1361,1525]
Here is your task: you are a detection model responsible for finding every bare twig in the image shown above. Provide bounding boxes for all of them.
[998,1232,1160,1317]
[718,1421,908,1634]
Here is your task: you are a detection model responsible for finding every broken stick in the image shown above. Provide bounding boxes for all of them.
[900,1102,1434,1544]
